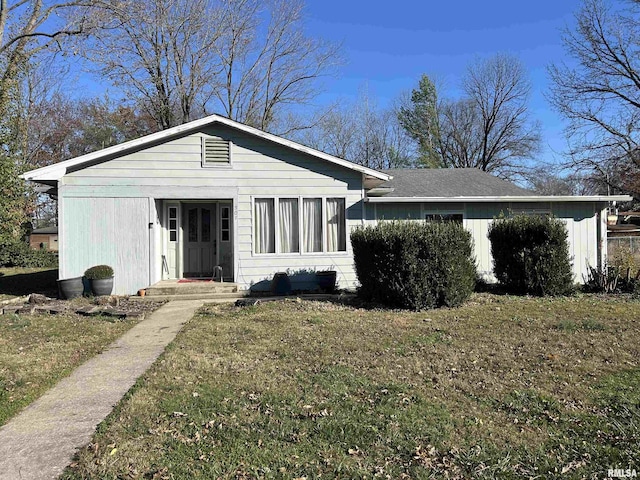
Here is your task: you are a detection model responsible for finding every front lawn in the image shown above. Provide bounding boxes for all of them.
[0,310,142,426]
[63,294,640,479]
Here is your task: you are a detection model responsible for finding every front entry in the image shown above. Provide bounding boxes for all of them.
[162,200,234,281]
[183,203,216,277]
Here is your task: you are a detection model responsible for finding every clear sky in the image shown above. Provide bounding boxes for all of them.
[303,0,584,166]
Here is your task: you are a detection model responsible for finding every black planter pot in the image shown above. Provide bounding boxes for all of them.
[89,277,114,296]
[316,270,337,293]
[57,276,84,300]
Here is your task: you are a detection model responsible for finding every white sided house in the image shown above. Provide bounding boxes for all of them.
[22,114,631,295]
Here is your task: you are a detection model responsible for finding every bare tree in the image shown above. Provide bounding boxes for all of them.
[0,0,91,116]
[78,0,340,131]
[548,0,640,198]
[460,54,540,176]
[79,0,224,129]
[296,88,414,169]
[399,56,540,178]
[213,0,340,130]
[0,0,93,241]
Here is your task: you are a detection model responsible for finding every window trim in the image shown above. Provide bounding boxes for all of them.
[252,196,348,257]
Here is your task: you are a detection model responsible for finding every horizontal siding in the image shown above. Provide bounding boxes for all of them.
[61,124,366,290]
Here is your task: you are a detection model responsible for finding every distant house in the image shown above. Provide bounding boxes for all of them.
[29,226,59,251]
[21,114,631,295]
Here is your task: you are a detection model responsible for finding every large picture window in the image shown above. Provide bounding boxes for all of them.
[254,197,346,254]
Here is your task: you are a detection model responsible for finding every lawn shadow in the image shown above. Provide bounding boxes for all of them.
[0,269,58,297]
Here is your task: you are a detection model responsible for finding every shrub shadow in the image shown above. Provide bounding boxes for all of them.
[0,269,58,297]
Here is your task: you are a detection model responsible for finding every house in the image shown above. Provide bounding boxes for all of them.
[21,114,632,295]
[29,226,59,251]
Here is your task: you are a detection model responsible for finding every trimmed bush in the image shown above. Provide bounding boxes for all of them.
[84,265,114,280]
[351,221,476,310]
[488,214,573,296]
[0,238,58,268]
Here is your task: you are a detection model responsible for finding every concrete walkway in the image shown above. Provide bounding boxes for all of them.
[0,299,205,480]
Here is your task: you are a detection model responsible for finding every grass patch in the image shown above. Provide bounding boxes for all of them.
[555,317,606,332]
[62,294,640,478]
[0,311,140,426]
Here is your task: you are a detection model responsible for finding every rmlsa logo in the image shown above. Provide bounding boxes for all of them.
[608,469,638,478]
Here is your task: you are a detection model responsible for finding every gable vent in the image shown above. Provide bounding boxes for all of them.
[202,137,230,165]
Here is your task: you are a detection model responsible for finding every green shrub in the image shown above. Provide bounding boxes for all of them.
[0,237,58,268]
[351,221,476,310]
[84,265,114,280]
[488,214,573,296]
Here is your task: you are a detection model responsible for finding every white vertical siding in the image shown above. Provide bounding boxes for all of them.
[61,197,149,294]
[372,201,602,284]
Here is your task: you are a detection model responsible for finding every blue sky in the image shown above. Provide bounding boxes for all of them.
[304,0,584,166]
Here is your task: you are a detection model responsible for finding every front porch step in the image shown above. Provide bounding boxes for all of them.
[145,281,239,297]
[130,291,247,302]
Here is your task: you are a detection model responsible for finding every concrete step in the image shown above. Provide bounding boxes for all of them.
[145,283,238,296]
[130,291,247,302]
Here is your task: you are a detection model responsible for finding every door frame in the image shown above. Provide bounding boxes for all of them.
[182,202,217,278]
[162,199,234,281]
[163,202,182,280]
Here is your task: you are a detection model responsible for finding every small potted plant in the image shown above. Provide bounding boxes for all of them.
[84,265,114,296]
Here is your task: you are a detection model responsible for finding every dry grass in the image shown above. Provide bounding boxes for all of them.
[0,310,141,426]
[63,294,640,479]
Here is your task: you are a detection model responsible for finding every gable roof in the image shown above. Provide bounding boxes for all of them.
[367,168,632,204]
[21,114,391,183]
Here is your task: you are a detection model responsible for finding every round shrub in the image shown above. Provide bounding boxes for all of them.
[351,221,477,310]
[84,265,114,280]
[488,214,573,296]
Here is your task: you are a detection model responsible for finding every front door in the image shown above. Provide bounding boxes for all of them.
[183,203,216,277]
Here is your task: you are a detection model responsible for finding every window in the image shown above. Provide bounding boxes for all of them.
[425,213,463,224]
[221,206,231,242]
[254,197,346,254]
[202,137,230,165]
[303,198,322,253]
[254,199,275,253]
[169,207,178,242]
[327,198,346,252]
[279,199,299,253]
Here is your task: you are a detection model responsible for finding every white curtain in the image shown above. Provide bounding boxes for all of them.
[303,198,322,252]
[279,199,299,253]
[327,198,346,252]
[255,199,275,253]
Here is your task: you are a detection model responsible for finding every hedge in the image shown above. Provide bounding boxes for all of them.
[488,214,573,296]
[0,238,58,268]
[351,221,476,310]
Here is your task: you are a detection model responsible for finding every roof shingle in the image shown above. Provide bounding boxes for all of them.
[379,168,533,197]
